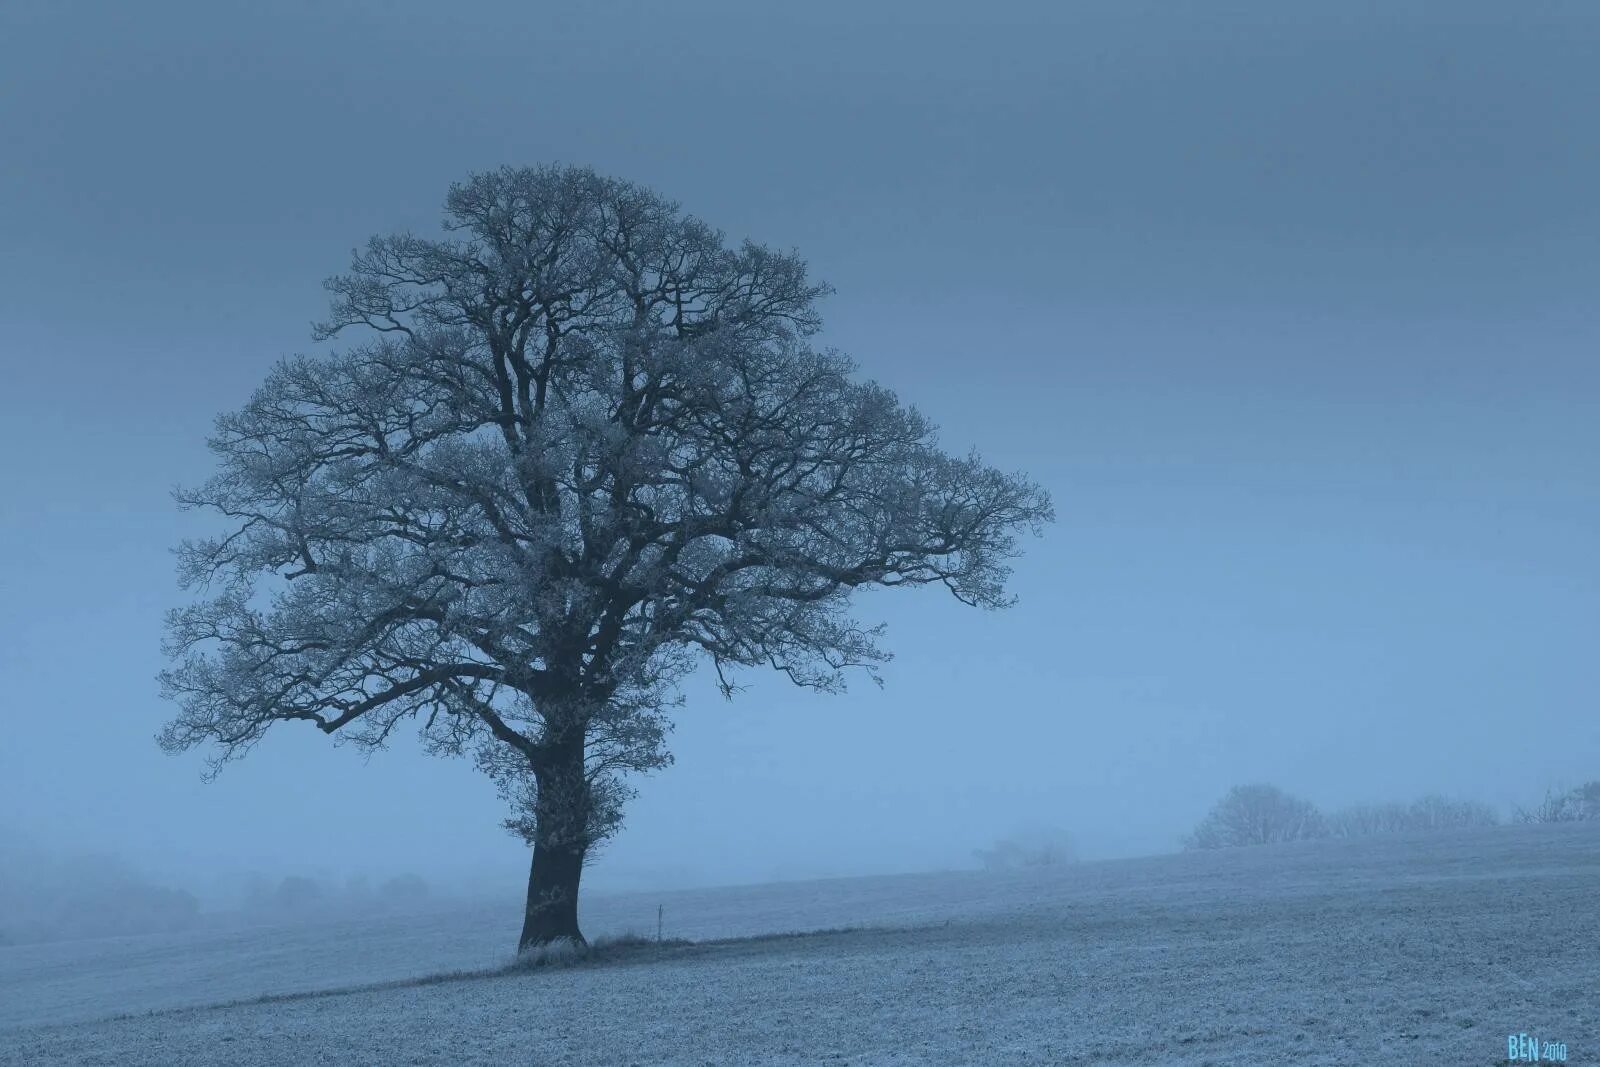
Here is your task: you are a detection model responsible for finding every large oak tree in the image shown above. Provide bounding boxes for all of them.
[161,165,1053,950]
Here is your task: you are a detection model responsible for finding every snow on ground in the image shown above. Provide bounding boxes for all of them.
[3,823,1596,1064]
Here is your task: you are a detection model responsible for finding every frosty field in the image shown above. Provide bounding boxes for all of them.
[3,823,1595,1065]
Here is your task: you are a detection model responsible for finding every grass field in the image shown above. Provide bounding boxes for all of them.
[3,822,1595,1065]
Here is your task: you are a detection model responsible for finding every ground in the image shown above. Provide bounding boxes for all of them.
[2,823,1595,1065]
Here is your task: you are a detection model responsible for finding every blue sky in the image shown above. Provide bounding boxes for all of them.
[2,0,1596,897]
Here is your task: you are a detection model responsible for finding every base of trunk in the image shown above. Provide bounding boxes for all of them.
[518,839,586,952]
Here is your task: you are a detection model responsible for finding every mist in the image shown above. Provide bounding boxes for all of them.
[3,0,1598,930]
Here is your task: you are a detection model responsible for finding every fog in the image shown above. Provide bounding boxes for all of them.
[2,0,1597,921]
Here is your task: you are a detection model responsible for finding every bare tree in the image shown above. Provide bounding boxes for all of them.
[159,165,1053,950]
[1577,781,1600,821]
[1514,781,1600,824]
[1184,784,1327,850]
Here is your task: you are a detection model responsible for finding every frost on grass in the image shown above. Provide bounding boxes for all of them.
[507,932,697,971]
[4,824,1598,1066]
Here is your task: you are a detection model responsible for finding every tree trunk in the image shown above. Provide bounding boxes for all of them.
[518,836,587,951]
[517,735,590,952]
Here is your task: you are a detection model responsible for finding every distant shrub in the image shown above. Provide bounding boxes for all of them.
[1185,784,1327,850]
[974,829,1076,871]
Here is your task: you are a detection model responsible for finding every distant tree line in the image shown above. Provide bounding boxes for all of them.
[1325,794,1501,838]
[0,848,200,946]
[1184,784,1502,851]
[235,872,433,919]
[0,833,437,947]
[972,779,1599,865]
